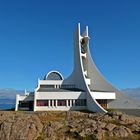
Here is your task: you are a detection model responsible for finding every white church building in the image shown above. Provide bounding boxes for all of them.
[15,23,140,112]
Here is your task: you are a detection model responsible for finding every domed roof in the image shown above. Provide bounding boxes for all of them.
[44,71,64,80]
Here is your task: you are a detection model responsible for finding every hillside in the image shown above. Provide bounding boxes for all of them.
[121,87,140,99]
[0,88,24,99]
[0,88,140,100]
[0,88,140,110]
[0,89,24,110]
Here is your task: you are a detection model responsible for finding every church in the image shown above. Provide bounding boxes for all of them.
[15,23,140,112]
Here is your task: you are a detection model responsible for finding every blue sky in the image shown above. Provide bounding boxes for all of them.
[0,0,140,90]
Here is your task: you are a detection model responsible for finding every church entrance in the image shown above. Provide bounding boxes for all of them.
[96,99,107,109]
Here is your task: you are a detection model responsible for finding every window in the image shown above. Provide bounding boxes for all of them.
[75,100,80,106]
[46,72,63,80]
[60,84,76,89]
[54,100,56,106]
[57,100,66,106]
[75,99,86,106]
[50,100,53,106]
[96,99,107,108]
[40,85,55,88]
[81,39,87,54]
[81,46,86,54]
[83,99,87,106]
[19,101,29,107]
[71,100,74,106]
[37,100,48,106]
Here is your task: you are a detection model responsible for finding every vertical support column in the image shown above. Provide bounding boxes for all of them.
[107,100,108,109]
[70,100,72,107]
[73,100,75,106]
[52,100,54,107]
[56,100,57,108]
[15,95,19,111]
[66,100,68,107]
[34,91,37,111]
[48,100,50,107]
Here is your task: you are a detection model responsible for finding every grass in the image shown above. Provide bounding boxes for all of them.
[106,108,116,112]
[102,134,140,140]
[36,136,44,140]
[38,112,66,122]
[128,134,140,140]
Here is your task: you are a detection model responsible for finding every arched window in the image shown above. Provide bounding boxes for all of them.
[45,71,64,80]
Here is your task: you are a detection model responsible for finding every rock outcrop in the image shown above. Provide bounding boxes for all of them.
[0,111,43,140]
[0,111,140,140]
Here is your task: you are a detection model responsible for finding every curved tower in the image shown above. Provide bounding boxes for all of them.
[63,23,140,112]
[63,23,114,113]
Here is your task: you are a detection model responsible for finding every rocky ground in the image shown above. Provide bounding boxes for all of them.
[0,111,140,140]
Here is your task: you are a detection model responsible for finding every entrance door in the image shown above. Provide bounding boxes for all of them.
[29,101,34,111]
[96,99,107,109]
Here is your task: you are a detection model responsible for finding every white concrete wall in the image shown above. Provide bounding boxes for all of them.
[35,106,86,111]
[39,80,63,85]
[34,91,86,111]
[35,91,86,99]
[91,92,116,99]
[17,94,34,101]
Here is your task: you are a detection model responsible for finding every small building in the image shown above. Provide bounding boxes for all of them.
[16,23,140,112]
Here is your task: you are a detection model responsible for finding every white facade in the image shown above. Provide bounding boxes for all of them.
[15,23,118,112]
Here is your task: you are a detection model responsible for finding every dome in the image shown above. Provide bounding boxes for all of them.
[44,71,64,80]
